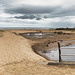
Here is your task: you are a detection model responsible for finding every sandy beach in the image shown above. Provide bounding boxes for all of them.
[0,29,75,75]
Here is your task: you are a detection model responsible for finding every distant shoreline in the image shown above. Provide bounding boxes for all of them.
[0,27,54,29]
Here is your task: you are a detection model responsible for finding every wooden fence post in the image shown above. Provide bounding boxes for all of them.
[58,43,62,63]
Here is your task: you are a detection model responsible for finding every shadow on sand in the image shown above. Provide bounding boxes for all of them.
[47,62,75,65]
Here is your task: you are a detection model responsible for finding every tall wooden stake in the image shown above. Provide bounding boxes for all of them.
[58,43,61,62]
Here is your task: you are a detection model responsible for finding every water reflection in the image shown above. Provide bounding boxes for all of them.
[39,44,75,62]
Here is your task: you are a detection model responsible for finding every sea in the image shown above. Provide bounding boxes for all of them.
[0,27,54,29]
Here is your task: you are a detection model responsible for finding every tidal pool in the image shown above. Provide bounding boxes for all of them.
[19,32,54,39]
[40,44,75,62]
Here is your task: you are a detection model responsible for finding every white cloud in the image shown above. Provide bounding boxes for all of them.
[62,0,75,8]
[21,0,62,6]
[0,0,75,28]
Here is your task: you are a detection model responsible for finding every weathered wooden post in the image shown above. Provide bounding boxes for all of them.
[58,43,62,63]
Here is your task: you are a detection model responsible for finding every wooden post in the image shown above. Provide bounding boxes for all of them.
[58,43,62,63]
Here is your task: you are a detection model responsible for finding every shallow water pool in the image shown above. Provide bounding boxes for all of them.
[40,44,75,62]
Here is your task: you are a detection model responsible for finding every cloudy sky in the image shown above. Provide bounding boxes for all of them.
[0,0,75,28]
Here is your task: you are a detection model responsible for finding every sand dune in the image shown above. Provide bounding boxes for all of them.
[0,31,46,66]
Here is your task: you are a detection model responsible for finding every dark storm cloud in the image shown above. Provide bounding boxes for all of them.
[14,15,42,20]
[36,17,41,20]
[5,4,75,18]
[4,5,57,14]
[1,1,75,18]
[43,16,48,18]
[1,0,75,18]
[49,5,75,18]
[14,15,36,19]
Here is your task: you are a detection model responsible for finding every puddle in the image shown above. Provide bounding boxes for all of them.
[39,49,59,61]
[19,32,54,39]
[39,44,75,62]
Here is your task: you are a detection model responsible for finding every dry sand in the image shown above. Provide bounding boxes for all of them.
[0,30,75,75]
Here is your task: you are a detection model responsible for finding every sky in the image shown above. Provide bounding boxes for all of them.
[0,0,75,28]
